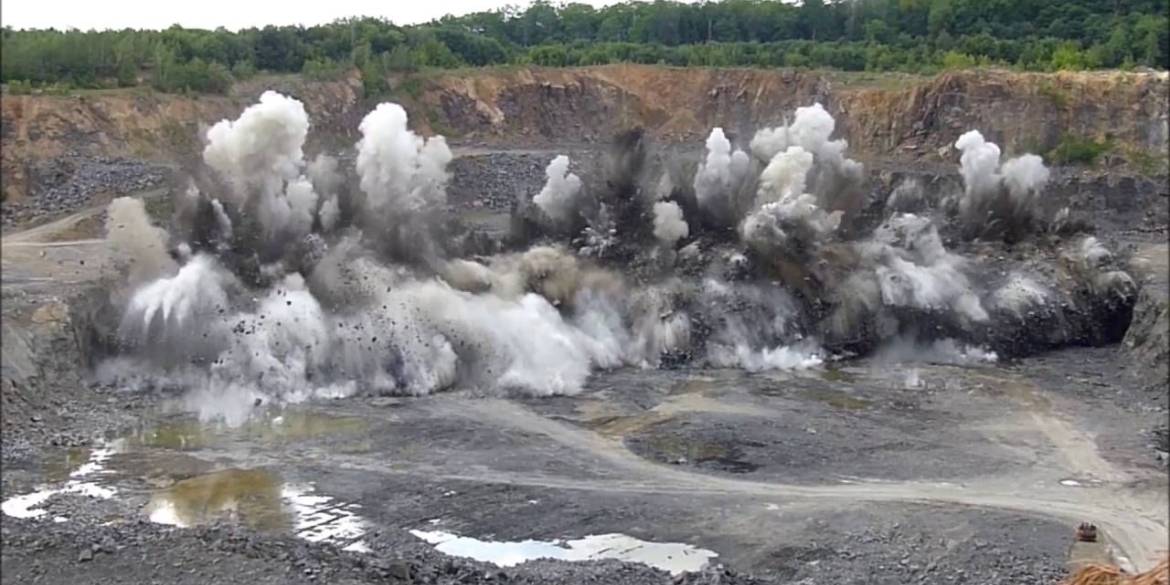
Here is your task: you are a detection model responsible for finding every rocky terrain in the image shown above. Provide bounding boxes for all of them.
[414,67,1169,162]
[4,66,1168,228]
[1,66,1167,584]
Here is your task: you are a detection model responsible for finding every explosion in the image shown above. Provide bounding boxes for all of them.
[99,93,1138,421]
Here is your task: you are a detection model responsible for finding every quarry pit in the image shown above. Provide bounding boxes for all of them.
[1,67,1168,585]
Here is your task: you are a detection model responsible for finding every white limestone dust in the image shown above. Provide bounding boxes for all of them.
[410,529,718,575]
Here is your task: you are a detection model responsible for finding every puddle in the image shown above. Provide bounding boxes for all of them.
[145,469,287,531]
[754,381,872,410]
[145,468,370,550]
[39,446,95,482]
[123,408,367,451]
[815,365,858,383]
[410,530,718,575]
[2,447,117,520]
[670,379,716,396]
[6,429,371,552]
[797,388,872,410]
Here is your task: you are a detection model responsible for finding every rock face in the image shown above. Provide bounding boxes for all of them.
[1123,243,1170,402]
[414,66,1169,160]
[0,75,364,207]
[4,67,1167,226]
[0,285,123,464]
[1,154,173,227]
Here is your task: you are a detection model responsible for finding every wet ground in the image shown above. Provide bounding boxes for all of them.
[3,352,1167,582]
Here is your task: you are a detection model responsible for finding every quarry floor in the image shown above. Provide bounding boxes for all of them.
[1,153,1168,584]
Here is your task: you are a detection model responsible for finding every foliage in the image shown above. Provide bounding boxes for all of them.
[302,57,346,80]
[1124,147,1169,175]
[1,0,1167,95]
[1048,134,1113,166]
[395,76,423,100]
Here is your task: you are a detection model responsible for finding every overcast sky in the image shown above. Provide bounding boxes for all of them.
[3,0,630,31]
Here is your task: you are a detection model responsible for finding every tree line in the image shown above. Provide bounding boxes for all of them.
[2,0,1167,95]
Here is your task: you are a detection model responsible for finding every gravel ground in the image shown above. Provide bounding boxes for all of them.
[448,153,549,211]
[3,150,1166,583]
[2,153,173,228]
[0,517,768,585]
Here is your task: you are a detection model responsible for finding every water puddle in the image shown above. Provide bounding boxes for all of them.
[669,372,743,395]
[410,529,718,575]
[5,408,372,553]
[2,447,117,520]
[145,469,287,530]
[145,468,370,551]
[39,446,95,482]
[814,365,858,383]
[797,388,873,410]
[122,408,366,451]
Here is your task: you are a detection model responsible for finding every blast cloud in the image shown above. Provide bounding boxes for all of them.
[652,201,689,247]
[102,94,1135,423]
[105,197,176,286]
[533,155,584,226]
[954,130,1053,242]
[693,128,754,227]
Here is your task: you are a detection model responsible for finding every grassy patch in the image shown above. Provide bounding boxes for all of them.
[826,70,931,90]
[1124,147,1169,175]
[1048,134,1112,166]
[1037,79,1068,109]
[142,194,175,225]
[424,104,462,138]
[394,76,424,100]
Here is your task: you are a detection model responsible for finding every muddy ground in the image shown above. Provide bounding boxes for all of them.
[1,149,1167,584]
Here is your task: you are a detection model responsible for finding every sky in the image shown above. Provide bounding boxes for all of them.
[2,0,628,31]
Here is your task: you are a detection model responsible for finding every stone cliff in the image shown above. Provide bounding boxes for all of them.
[416,65,1168,164]
[2,66,1166,215]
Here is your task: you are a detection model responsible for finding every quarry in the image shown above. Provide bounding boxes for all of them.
[1,65,1168,585]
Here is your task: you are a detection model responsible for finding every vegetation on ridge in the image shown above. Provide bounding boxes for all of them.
[2,0,1168,95]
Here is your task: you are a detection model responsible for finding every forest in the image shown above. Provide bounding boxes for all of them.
[2,0,1167,95]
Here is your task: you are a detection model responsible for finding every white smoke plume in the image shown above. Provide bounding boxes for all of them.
[318,195,341,232]
[199,90,328,260]
[693,128,753,226]
[209,198,234,243]
[873,337,998,366]
[885,177,927,213]
[203,91,308,199]
[740,145,841,259]
[868,213,988,323]
[749,103,866,228]
[307,153,343,198]
[756,146,815,205]
[652,201,689,247]
[105,197,177,285]
[750,103,842,163]
[100,92,1137,428]
[954,130,1052,242]
[533,155,583,225]
[1070,236,1137,302]
[991,273,1051,317]
[356,102,452,214]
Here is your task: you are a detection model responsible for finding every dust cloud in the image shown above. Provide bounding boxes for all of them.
[99,92,1137,422]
